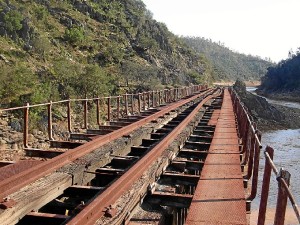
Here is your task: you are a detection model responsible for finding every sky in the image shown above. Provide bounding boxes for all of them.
[141,0,300,62]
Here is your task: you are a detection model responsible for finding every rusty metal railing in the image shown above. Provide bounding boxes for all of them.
[0,85,207,149]
[230,88,300,225]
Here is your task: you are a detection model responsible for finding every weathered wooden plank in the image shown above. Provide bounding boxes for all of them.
[0,172,72,225]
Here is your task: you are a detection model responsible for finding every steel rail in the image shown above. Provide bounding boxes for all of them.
[0,89,212,201]
[65,89,221,225]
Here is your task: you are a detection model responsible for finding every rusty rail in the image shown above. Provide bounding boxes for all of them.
[230,88,300,225]
[65,89,221,225]
[0,87,210,201]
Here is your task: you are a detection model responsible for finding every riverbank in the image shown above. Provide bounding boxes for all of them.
[213,80,261,87]
[234,80,300,131]
[256,90,300,103]
[257,104,300,131]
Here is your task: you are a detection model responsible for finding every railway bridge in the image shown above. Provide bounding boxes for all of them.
[0,86,298,225]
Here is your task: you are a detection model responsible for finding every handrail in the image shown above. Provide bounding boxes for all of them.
[0,86,198,112]
[0,84,208,148]
[230,87,300,225]
[264,150,300,223]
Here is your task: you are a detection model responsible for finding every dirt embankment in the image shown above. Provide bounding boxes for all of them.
[233,80,300,131]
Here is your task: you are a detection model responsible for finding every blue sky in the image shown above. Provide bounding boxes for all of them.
[141,0,300,62]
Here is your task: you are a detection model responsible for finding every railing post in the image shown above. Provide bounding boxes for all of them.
[117,96,120,119]
[142,92,146,111]
[274,169,291,225]
[158,91,161,105]
[131,94,134,115]
[244,128,255,180]
[23,103,29,148]
[96,98,100,126]
[148,91,150,109]
[107,97,111,122]
[83,99,88,129]
[138,93,141,113]
[258,146,274,225]
[67,100,72,133]
[152,91,155,108]
[48,101,53,140]
[124,94,128,116]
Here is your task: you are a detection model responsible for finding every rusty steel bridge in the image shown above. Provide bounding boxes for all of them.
[0,86,299,225]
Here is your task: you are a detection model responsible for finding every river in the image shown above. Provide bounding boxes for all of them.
[246,87,300,224]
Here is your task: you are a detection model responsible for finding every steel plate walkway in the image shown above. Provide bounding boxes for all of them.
[186,89,247,225]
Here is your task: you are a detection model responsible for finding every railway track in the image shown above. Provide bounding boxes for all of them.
[0,87,221,225]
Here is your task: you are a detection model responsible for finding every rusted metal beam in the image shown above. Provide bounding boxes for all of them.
[117,96,120,119]
[274,169,291,225]
[23,103,29,148]
[124,94,129,116]
[107,97,111,122]
[65,90,218,225]
[83,100,88,129]
[27,212,70,219]
[131,94,134,115]
[0,89,213,204]
[96,98,100,126]
[258,146,274,225]
[67,100,72,133]
[48,101,53,141]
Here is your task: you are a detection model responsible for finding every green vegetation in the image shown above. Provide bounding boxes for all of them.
[259,50,300,94]
[0,0,214,108]
[64,27,85,44]
[182,37,274,81]
[2,0,276,108]
[3,10,23,32]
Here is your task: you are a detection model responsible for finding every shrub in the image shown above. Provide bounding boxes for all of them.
[64,27,85,44]
[4,10,23,33]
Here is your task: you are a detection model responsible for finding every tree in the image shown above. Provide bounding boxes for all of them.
[74,64,114,97]
[0,64,38,105]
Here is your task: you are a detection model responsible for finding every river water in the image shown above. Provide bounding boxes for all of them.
[246,87,300,224]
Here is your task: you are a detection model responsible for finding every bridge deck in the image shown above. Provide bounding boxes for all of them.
[186,89,247,225]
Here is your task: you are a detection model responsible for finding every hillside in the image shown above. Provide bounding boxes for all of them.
[258,50,300,101]
[182,37,274,81]
[0,0,214,107]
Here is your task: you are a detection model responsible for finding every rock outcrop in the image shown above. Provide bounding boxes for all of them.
[233,80,300,131]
